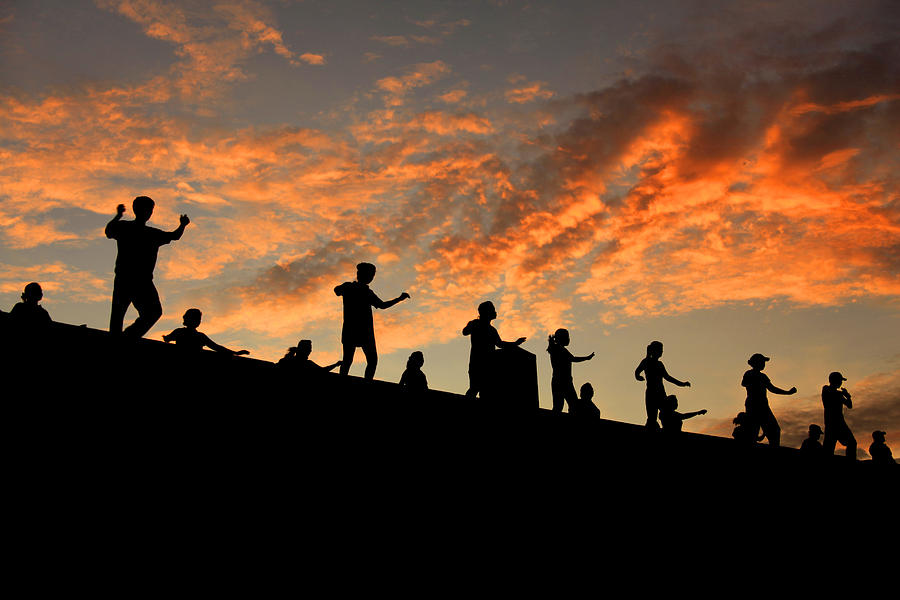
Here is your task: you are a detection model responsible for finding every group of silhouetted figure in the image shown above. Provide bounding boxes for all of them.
[3,196,896,465]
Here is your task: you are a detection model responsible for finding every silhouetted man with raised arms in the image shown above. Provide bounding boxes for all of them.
[821,371,856,460]
[462,300,526,400]
[106,196,189,338]
[334,262,409,380]
[741,353,797,447]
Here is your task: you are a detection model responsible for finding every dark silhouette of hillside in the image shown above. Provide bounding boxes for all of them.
[2,310,894,541]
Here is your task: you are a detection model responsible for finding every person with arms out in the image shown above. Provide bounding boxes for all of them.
[546,328,594,413]
[821,371,857,460]
[741,353,797,447]
[8,282,51,328]
[334,262,409,380]
[163,308,249,356]
[106,196,189,338]
[462,300,526,400]
[277,339,340,373]
[658,394,707,433]
[634,341,691,429]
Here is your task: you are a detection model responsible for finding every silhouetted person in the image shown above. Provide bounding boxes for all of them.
[106,197,189,338]
[821,371,856,460]
[547,328,594,413]
[732,411,763,444]
[634,341,690,429]
[868,431,895,465]
[659,394,706,433]
[570,382,602,418]
[799,424,824,458]
[462,301,526,400]
[741,353,796,447]
[399,350,428,392]
[334,262,409,380]
[277,339,340,372]
[163,308,249,356]
[9,282,51,328]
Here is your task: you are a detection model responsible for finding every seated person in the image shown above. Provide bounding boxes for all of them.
[869,430,896,465]
[799,424,824,458]
[163,308,249,356]
[399,351,428,392]
[278,339,340,372]
[659,394,707,432]
[9,282,52,327]
[570,382,602,418]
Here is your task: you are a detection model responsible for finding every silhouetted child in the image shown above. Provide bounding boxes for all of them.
[106,197,189,337]
[163,308,249,356]
[277,339,340,372]
[9,282,51,327]
[731,411,762,443]
[399,351,428,392]
[634,341,690,429]
[547,328,594,413]
[570,382,602,418]
[741,353,797,447]
[462,300,526,400]
[868,431,895,465]
[334,262,410,380]
[659,394,706,432]
[799,424,824,458]
[821,371,856,460]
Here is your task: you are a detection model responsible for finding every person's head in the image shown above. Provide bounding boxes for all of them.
[182,308,202,328]
[296,339,312,359]
[132,196,155,222]
[22,282,43,303]
[872,430,887,442]
[664,394,678,412]
[733,411,748,425]
[477,300,497,320]
[407,350,424,370]
[356,262,376,284]
[748,353,770,370]
[580,382,594,402]
[828,371,847,387]
[647,340,663,359]
[552,328,570,346]
[808,424,823,440]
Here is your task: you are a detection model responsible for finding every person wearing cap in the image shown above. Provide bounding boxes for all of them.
[799,424,824,458]
[821,372,856,460]
[740,353,797,447]
[868,431,895,465]
[8,282,52,328]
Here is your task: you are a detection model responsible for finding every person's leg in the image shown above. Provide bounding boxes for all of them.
[564,381,579,413]
[108,278,131,335]
[844,431,857,460]
[124,280,162,338]
[645,390,660,428]
[551,379,565,412]
[466,367,481,399]
[823,431,837,455]
[361,342,378,380]
[340,344,356,375]
[762,411,781,447]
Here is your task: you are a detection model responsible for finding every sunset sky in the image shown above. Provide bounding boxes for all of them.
[2,0,898,452]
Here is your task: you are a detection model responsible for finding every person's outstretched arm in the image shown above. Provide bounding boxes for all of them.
[662,365,690,387]
[168,214,190,241]
[683,409,708,420]
[573,352,595,363]
[498,336,526,349]
[322,360,342,372]
[766,381,797,395]
[372,291,410,309]
[202,333,248,356]
[105,204,125,238]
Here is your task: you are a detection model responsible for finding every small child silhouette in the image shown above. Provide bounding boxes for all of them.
[9,282,51,327]
[570,382,602,418]
[163,308,249,356]
[399,351,428,393]
[277,339,341,372]
[659,394,706,433]
[799,424,824,458]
